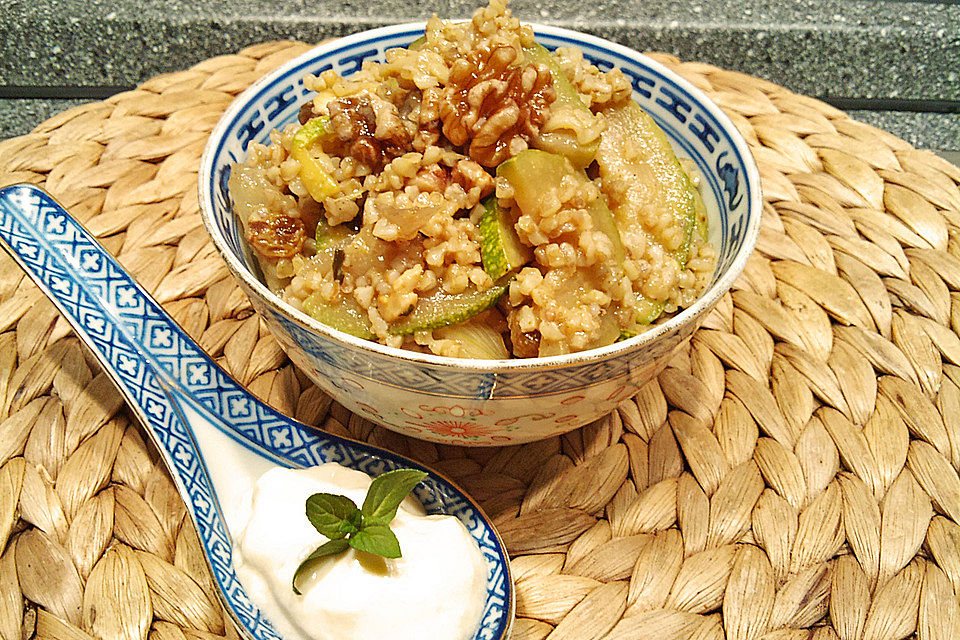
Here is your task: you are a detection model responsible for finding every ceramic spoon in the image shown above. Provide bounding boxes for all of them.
[0,183,513,640]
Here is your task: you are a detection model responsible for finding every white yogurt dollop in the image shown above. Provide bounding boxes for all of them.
[233,463,487,640]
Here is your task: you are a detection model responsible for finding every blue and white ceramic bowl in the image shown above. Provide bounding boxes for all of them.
[199,24,762,446]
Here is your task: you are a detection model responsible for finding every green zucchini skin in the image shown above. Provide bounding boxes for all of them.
[389,276,513,336]
[597,101,698,266]
[303,293,375,340]
[478,197,531,280]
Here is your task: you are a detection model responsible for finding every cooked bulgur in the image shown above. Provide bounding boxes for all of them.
[229,0,716,359]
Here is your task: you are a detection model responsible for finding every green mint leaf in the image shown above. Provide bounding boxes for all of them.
[305,493,361,540]
[346,508,362,531]
[349,524,402,558]
[361,469,428,525]
[292,538,350,594]
[295,467,426,594]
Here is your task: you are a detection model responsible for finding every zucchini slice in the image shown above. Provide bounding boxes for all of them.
[633,297,665,325]
[617,297,665,340]
[478,197,532,280]
[597,101,699,265]
[302,293,375,340]
[497,149,625,263]
[586,198,626,264]
[389,277,512,336]
[524,44,587,110]
[586,311,621,350]
[597,102,709,326]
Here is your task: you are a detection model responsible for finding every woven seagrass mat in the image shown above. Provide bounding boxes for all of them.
[1,39,960,640]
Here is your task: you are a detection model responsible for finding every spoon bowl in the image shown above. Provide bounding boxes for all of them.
[0,183,514,640]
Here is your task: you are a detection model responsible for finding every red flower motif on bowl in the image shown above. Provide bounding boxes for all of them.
[418,419,494,439]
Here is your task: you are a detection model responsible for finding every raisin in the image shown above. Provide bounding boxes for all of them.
[248,216,306,259]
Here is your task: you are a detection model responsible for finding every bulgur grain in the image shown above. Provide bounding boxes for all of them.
[229,0,716,358]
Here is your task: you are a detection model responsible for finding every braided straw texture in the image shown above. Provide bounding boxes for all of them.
[1,40,960,640]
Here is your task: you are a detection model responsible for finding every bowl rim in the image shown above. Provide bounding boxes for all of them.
[199,21,762,372]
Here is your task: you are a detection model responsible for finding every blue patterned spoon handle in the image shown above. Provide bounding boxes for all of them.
[0,183,313,459]
[0,183,294,633]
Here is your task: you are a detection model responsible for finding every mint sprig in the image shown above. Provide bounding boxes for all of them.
[292,468,428,594]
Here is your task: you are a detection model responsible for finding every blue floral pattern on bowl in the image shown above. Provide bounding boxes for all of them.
[199,24,763,444]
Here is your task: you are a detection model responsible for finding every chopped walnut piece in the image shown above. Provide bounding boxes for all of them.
[411,164,449,193]
[328,96,412,169]
[451,159,494,198]
[408,87,443,151]
[439,44,555,167]
[247,216,305,259]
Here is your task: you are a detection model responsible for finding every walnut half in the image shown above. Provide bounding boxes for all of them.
[439,45,556,167]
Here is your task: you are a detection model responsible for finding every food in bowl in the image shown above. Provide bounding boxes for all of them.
[229,0,716,359]
[200,5,761,443]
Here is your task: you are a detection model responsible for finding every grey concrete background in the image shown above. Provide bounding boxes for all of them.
[1,0,957,154]
[3,0,958,99]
